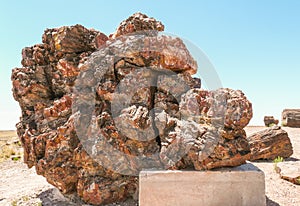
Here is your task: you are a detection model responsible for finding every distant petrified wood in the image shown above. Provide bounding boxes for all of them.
[11,12,253,205]
[264,116,279,127]
[282,109,300,128]
[247,126,293,161]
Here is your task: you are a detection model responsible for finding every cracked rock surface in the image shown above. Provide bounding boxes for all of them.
[12,12,253,205]
[247,126,293,161]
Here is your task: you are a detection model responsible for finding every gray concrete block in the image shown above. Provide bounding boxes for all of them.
[139,163,266,206]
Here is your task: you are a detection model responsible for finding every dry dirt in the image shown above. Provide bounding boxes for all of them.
[0,131,21,163]
[0,126,299,206]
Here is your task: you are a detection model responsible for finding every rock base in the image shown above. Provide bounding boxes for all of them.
[139,163,266,206]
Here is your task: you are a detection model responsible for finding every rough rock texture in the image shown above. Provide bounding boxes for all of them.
[264,116,279,127]
[247,126,293,161]
[276,161,300,185]
[282,109,300,128]
[11,13,253,205]
[110,12,164,39]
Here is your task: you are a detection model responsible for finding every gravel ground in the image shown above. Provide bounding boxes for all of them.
[0,126,299,206]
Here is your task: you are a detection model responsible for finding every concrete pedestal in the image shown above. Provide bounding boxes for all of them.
[139,163,266,206]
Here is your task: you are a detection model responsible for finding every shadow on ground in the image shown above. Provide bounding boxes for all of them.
[38,188,78,206]
[285,157,299,161]
[38,188,138,206]
[267,196,280,206]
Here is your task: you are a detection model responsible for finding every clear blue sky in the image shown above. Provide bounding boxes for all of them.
[1,0,300,129]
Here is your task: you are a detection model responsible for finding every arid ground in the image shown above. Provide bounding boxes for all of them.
[0,127,299,206]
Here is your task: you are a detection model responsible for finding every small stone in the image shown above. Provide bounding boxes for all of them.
[264,116,279,127]
[276,161,300,185]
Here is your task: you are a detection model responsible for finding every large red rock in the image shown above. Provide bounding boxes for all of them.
[11,13,253,205]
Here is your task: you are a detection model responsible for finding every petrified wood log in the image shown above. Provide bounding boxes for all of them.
[247,126,293,161]
[264,116,279,127]
[282,109,300,128]
[11,12,253,205]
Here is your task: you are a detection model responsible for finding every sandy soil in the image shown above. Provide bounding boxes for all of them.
[0,126,299,206]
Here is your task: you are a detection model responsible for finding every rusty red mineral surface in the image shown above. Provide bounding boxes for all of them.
[12,13,253,205]
[247,126,293,161]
